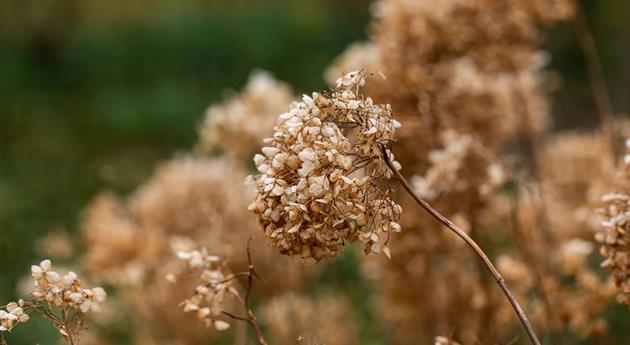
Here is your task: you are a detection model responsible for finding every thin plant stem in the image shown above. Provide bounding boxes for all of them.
[222,239,268,345]
[381,147,542,345]
[573,1,616,155]
[244,239,268,345]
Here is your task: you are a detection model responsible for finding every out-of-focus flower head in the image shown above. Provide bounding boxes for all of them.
[411,130,505,202]
[198,70,294,163]
[540,131,616,239]
[260,292,358,345]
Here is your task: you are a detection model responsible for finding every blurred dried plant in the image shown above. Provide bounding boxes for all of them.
[261,292,358,345]
[198,70,294,164]
[79,157,314,344]
[13,0,630,344]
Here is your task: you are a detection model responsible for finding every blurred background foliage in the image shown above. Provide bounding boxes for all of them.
[0,0,628,343]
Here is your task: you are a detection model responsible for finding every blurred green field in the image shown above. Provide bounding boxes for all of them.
[1,0,629,344]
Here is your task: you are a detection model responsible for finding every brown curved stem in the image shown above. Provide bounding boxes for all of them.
[381,148,542,345]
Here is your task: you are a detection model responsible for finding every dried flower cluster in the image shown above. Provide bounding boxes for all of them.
[411,130,504,201]
[248,71,402,260]
[169,249,236,331]
[1,260,106,344]
[596,139,630,305]
[0,302,28,333]
[30,260,107,314]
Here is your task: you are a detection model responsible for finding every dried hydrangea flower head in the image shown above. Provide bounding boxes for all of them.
[248,70,403,260]
[198,70,294,163]
[1,259,106,344]
[596,139,630,306]
[170,249,237,331]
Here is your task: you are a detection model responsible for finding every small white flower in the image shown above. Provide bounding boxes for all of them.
[92,287,107,303]
[214,320,230,331]
[62,271,78,286]
[177,251,192,260]
[31,265,44,279]
[40,259,52,271]
[261,147,279,158]
[45,271,60,284]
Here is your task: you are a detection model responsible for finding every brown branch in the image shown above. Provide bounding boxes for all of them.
[222,239,268,345]
[381,146,542,345]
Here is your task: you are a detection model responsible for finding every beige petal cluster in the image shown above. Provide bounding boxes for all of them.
[411,130,504,201]
[248,71,403,260]
[30,259,107,313]
[171,249,238,331]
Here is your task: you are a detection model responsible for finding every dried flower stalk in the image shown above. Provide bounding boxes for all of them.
[381,148,541,345]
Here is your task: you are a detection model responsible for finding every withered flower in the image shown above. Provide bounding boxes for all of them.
[248,71,402,260]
